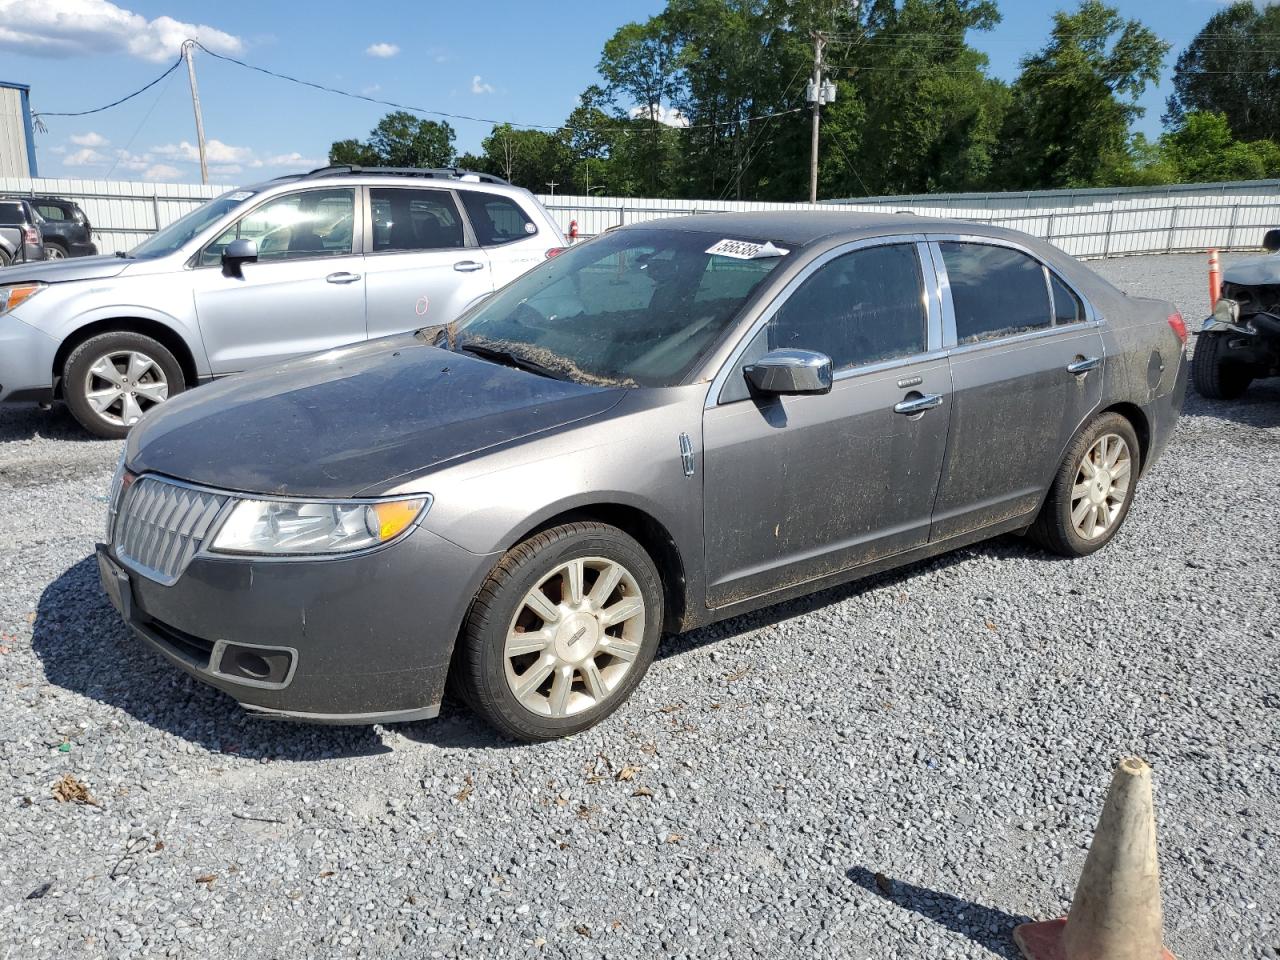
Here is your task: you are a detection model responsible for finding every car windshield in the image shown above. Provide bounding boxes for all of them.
[443,228,789,387]
[129,191,256,259]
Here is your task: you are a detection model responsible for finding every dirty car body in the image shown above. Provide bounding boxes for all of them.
[98,212,1188,735]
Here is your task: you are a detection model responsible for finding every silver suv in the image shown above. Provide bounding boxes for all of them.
[0,166,565,437]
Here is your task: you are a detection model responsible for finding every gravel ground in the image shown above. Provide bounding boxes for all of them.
[1,252,1276,960]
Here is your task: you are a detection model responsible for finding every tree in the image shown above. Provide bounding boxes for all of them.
[994,0,1169,189]
[598,16,681,195]
[1159,111,1280,183]
[1166,2,1280,144]
[328,111,456,167]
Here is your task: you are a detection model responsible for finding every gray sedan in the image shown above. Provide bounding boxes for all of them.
[98,213,1188,740]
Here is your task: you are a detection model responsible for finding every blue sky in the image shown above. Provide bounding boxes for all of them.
[0,0,1244,188]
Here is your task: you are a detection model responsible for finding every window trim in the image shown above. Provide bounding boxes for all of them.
[191,185,365,269]
[706,234,942,408]
[925,234,1100,353]
[456,189,539,248]
[361,185,475,256]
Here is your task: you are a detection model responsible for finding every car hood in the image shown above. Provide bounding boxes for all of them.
[3,253,131,284]
[1223,254,1280,287]
[127,334,628,498]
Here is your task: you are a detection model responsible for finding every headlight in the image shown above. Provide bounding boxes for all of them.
[1212,297,1240,326]
[209,496,430,555]
[0,283,46,316]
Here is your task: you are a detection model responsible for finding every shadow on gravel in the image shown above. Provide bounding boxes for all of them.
[0,404,101,443]
[846,866,1028,957]
[32,555,392,761]
[1180,374,1280,429]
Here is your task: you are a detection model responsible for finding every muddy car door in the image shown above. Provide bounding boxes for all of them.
[927,238,1105,540]
[702,239,951,607]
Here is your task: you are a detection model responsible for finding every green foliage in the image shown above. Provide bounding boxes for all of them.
[1159,111,1280,183]
[1166,2,1280,143]
[327,111,456,168]
[994,0,1169,189]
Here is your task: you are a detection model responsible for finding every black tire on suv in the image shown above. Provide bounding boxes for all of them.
[1191,331,1254,400]
[63,331,186,439]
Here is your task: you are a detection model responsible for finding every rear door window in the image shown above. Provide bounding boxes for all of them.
[370,187,466,252]
[36,204,68,221]
[1050,273,1085,325]
[460,193,536,246]
[939,242,1052,344]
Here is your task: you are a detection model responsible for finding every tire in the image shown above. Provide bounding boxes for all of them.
[1030,412,1141,558]
[456,522,664,741]
[44,242,67,260]
[1192,332,1253,400]
[63,331,186,439]
[0,247,10,268]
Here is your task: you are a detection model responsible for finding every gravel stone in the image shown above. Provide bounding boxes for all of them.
[0,253,1276,959]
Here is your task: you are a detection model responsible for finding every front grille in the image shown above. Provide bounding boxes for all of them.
[113,477,230,584]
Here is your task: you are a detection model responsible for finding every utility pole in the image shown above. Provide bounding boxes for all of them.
[808,32,824,204]
[182,40,209,185]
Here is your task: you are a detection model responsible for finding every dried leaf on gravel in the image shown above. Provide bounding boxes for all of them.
[658,703,683,714]
[724,664,752,682]
[194,874,216,885]
[318,870,335,878]
[666,833,685,843]
[455,775,474,803]
[615,764,642,782]
[631,786,654,798]
[574,925,591,938]
[51,774,98,806]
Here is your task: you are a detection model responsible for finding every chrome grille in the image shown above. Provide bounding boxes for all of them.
[113,477,230,584]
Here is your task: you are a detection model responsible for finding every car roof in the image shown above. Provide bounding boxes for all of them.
[629,210,1029,249]
[242,167,531,199]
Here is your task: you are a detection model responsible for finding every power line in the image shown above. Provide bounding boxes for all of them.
[32,54,184,119]
[105,62,179,178]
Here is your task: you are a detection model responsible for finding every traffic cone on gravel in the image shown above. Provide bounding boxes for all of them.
[1013,757,1175,960]
[1208,249,1222,307]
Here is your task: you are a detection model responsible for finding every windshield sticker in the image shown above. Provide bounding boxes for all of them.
[705,238,790,260]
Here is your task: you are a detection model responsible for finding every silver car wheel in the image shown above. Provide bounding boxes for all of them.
[503,556,646,718]
[83,350,169,427]
[1070,432,1132,540]
[45,245,66,260]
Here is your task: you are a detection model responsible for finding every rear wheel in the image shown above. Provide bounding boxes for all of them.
[0,248,10,268]
[456,522,663,741]
[44,242,67,260]
[63,331,186,439]
[1192,331,1253,400]
[1030,413,1140,558]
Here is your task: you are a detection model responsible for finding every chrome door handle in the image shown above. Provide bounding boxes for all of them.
[894,393,944,415]
[325,272,361,284]
[1067,356,1101,375]
[454,260,485,273]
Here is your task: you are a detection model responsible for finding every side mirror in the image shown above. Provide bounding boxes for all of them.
[222,238,258,278]
[743,348,833,397]
[1263,229,1280,253]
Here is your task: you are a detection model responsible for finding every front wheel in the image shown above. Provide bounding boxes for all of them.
[455,522,664,741]
[1030,413,1141,558]
[1192,332,1253,400]
[63,331,186,439]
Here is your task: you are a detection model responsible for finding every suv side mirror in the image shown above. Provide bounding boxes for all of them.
[1263,229,1280,253]
[744,348,833,397]
[222,238,258,278]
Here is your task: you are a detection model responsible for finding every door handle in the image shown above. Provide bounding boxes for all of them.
[893,393,944,415]
[325,272,361,284]
[1067,356,1101,375]
[453,260,485,273]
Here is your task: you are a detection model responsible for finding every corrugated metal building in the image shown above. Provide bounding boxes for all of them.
[0,81,38,178]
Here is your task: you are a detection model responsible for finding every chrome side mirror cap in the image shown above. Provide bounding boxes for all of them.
[222,238,259,278]
[744,348,833,396]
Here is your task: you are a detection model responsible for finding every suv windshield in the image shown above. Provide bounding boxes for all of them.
[129,191,255,259]
[446,228,788,387]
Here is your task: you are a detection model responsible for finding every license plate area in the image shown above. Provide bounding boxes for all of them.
[96,546,133,623]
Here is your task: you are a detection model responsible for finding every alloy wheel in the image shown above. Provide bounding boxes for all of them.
[503,556,646,718]
[1070,433,1132,540]
[45,246,66,260]
[83,350,169,427]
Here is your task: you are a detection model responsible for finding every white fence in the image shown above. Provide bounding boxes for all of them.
[3,174,1278,259]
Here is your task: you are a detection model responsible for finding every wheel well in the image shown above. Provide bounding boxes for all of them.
[44,238,67,251]
[1100,402,1151,473]
[52,318,198,398]
[511,504,688,634]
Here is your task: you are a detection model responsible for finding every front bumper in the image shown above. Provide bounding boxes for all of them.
[0,314,58,403]
[97,527,498,724]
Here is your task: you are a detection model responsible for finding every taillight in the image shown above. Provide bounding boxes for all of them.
[1167,312,1187,345]
[23,225,39,244]
[545,247,566,259]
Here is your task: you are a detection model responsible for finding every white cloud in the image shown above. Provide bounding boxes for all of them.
[365,42,399,58]
[265,152,321,168]
[361,83,382,96]
[471,75,495,95]
[69,131,109,147]
[0,0,242,63]
[152,138,255,165]
[65,147,108,166]
[629,104,690,128]
[142,163,180,180]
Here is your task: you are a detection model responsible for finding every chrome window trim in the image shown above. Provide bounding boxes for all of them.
[115,472,432,566]
[704,234,938,408]
[189,185,365,269]
[924,234,1102,351]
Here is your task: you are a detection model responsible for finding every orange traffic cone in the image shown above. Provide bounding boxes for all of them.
[1013,757,1175,960]
[1208,249,1222,307]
